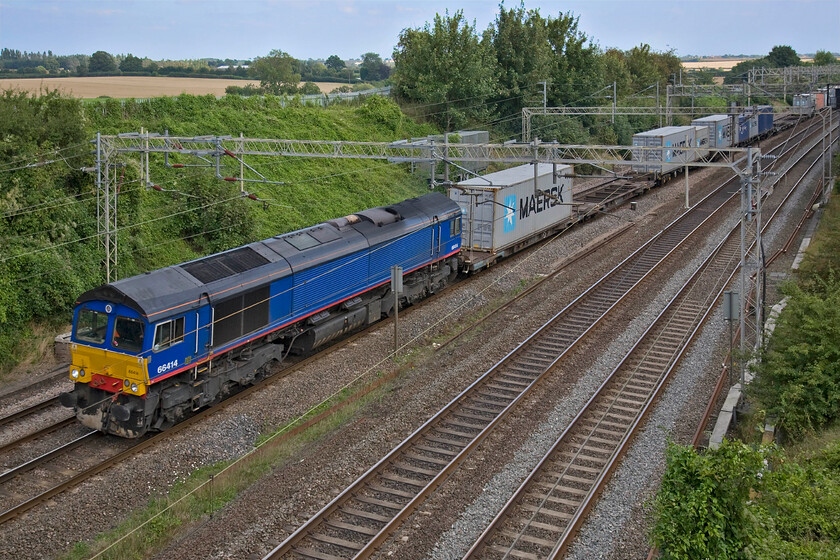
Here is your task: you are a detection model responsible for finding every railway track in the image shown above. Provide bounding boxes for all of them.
[0,116,824,545]
[0,255,518,528]
[262,117,828,560]
[464,117,836,560]
[464,193,745,560]
[0,395,63,430]
[436,117,821,363]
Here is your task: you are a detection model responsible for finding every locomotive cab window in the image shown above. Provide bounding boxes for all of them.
[451,216,461,237]
[153,317,184,351]
[76,308,108,344]
[112,316,144,353]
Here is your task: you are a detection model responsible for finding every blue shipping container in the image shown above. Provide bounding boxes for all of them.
[737,115,750,144]
[756,105,774,135]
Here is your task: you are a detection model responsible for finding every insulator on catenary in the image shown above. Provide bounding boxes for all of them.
[223,177,237,182]
[151,185,163,191]
[247,193,258,200]
[171,164,185,168]
[223,148,237,158]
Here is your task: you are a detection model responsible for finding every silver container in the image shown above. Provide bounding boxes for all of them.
[451,163,573,253]
[632,126,699,174]
[691,114,733,149]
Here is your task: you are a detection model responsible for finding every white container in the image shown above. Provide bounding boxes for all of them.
[632,126,699,174]
[451,163,573,253]
[691,114,733,149]
[693,125,710,160]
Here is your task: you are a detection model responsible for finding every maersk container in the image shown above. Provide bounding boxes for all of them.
[693,126,710,160]
[632,126,698,174]
[756,106,774,136]
[691,114,733,149]
[450,163,573,254]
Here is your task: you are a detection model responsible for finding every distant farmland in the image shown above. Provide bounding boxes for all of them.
[0,76,350,98]
[682,57,813,70]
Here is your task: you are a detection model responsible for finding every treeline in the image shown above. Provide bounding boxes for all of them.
[0,49,252,78]
[0,47,390,86]
[227,51,391,97]
[391,5,681,143]
[725,46,838,83]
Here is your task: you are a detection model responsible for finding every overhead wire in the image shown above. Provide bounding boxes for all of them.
[0,193,245,265]
[0,141,90,173]
[0,80,645,275]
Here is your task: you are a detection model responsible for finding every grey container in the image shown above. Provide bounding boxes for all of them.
[450,163,573,254]
[632,126,700,174]
[693,125,710,160]
[691,114,733,149]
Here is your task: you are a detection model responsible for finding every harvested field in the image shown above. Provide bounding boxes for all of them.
[682,58,756,70]
[682,57,813,70]
[0,77,351,98]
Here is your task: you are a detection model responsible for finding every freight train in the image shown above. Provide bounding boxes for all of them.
[793,87,840,116]
[631,106,775,179]
[58,101,794,438]
[60,193,462,437]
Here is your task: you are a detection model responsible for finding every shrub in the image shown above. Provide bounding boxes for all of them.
[650,439,768,559]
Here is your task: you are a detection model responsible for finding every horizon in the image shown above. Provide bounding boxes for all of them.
[0,0,837,62]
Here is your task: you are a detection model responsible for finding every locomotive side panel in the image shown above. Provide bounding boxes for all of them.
[291,251,370,316]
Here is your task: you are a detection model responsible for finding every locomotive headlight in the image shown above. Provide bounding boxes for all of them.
[71,368,80,379]
[124,379,130,388]
[130,383,139,393]
[78,369,85,378]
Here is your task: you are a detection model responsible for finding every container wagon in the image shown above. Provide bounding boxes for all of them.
[691,114,733,149]
[632,126,703,175]
[450,163,573,272]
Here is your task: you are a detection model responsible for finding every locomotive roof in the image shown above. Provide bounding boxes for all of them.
[76,193,460,321]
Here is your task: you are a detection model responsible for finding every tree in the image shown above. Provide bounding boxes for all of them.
[299,81,321,95]
[725,57,767,84]
[89,50,116,73]
[392,10,497,130]
[325,54,345,72]
[251,49,301,95]
[485,4,554,130]
[767,45,801,68]
[749,274,840,439]
[544,11,603,109]
[119,54,144,73]
[813,50,837,66]
[360,52,390,81]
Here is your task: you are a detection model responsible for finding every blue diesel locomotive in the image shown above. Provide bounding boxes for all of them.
[60,193,462,437]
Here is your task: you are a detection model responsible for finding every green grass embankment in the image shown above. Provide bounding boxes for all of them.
[0,91,436,373]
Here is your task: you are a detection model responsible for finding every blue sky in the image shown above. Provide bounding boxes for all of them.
[1,0,837,61]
